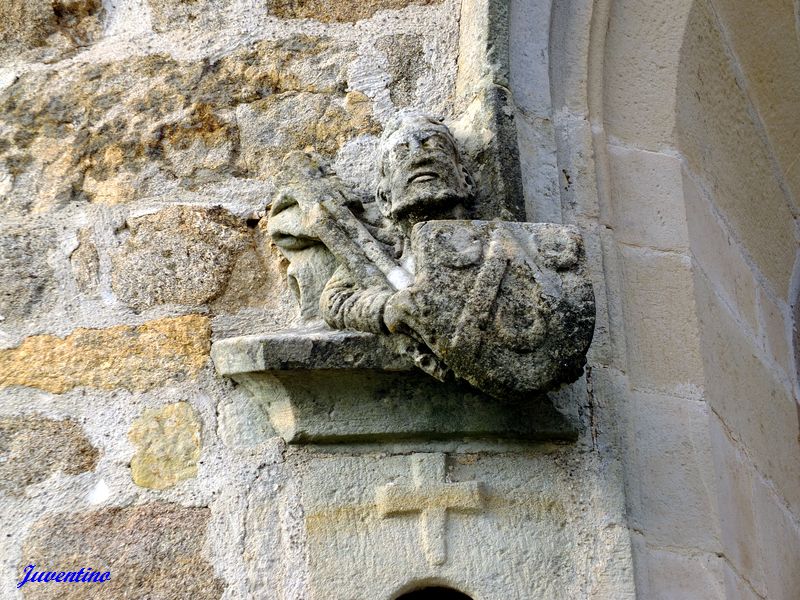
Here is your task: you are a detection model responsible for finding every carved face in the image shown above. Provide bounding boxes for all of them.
[377,118,473,226]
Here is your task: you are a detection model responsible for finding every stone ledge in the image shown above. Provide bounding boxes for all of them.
[212,327,414,374]
[211,328,577,444]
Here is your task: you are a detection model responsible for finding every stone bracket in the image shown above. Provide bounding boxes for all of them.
[211,328,577,444]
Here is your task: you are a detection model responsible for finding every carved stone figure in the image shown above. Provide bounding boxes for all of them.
[267,111,595,398]
[321,114,474,338]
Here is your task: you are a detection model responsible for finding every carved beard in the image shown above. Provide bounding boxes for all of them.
[384,163,475,226]
[389,187,472,226]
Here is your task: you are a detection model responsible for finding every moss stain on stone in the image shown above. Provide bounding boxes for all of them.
[129,402,202,490]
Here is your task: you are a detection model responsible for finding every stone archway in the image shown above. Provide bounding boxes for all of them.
[534,0,800,597]
[676,1,800,598]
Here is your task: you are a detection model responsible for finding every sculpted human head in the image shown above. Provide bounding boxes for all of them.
[376,112,475,229]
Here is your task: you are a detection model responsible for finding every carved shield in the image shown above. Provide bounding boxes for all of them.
[407,220,595,399]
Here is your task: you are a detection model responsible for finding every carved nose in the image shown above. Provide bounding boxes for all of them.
[406,156,437,170]
[270,191,297,217]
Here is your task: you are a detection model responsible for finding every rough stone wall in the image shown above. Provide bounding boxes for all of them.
[4,0,798,598]
[0,1,461,596]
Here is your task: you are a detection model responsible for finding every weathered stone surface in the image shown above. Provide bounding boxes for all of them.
[0,224,55,324]
[695,272,800,516]
[0,36,372,216]
[112,206,250,309]
[603,0,692,148]
[607,146,689,251]
[0,416,98,495]
[129,402,202,489]
[0,315,210,394]
[710,0,800,204]
[210,240,277,312]
[20,503,225,599]
[148,0,224,32]
[409,220,595,397]
[376,34,427,107]
[757,287,791,377]
[709,414,765,595]
[753,476,800,600]
[69,228,100,294]
[682,168,757,332]
[237,90,380,179]
[258,113,594,402]
[267,0,442,23]
[267,151,362,322]
[634,541,725,600]
[723,563,762,600]
[0,0,102,61]
[621,391,720,552]
[619,245,703,393]
[216,387,274,446]
[213,327,415,375]
[245,451,635,599]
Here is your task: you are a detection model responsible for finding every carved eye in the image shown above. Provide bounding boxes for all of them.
[392,142,409,160]
[422,135,448,151]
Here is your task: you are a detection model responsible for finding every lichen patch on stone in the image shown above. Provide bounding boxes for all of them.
[128,402,202,490]
[0,0,103,61]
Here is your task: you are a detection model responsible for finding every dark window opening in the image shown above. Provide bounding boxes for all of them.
[396,588,473,600]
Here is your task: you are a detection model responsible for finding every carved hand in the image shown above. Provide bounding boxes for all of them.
[383,288,418,334]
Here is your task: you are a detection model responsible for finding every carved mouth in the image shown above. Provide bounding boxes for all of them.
[407,171,439,184]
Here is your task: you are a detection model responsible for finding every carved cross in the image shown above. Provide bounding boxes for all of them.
[376,453,483,566]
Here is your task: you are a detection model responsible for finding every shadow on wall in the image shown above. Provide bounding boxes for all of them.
[395,587,473,600]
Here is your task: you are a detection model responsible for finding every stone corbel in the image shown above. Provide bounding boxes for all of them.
[210,0,595,445]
